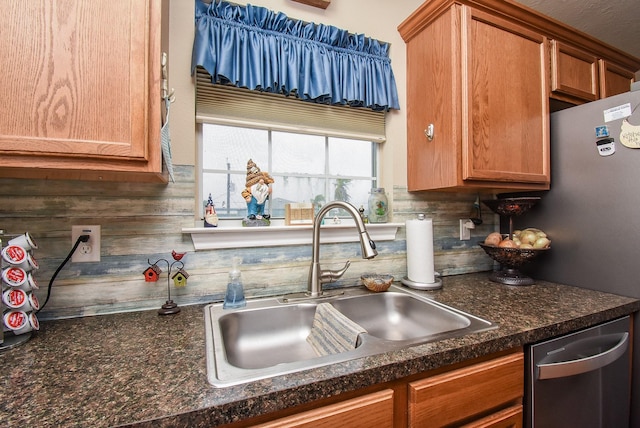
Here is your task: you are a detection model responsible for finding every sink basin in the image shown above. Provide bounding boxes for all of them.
[218,303,325,369]
[205,285,496,387]
[330,293,470,341]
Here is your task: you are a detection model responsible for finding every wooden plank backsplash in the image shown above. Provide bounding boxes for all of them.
[0,166,495,319]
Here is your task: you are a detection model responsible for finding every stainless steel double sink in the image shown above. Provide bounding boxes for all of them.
[205,285,496,387]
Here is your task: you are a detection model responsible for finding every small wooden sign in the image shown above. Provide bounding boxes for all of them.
[285,203,315,225]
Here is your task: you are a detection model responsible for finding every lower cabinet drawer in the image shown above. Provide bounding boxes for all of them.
[255,389,394,428]
[408,352,524,427]
[461,404,523,428]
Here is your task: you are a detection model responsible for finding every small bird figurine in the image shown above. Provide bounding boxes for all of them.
[172,250,186,261]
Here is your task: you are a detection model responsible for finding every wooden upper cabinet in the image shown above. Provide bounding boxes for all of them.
[0,0,167,182]
[399,2,550,192]
[599,60,636,98]
[550,40,599,102]
[399,0,640,192]
[462,9,549,187]
[550,40,637,103]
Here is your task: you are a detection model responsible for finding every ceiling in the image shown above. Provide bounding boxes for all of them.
[515,0,640,59]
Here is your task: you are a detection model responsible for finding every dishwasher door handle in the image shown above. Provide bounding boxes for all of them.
[537,332,629,380]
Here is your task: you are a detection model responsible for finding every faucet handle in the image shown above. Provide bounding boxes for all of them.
[320,260,351,284]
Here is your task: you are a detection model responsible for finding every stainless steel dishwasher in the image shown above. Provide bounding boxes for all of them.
[526,316,631,428]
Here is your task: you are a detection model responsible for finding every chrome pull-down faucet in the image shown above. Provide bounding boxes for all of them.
[308,201,378,297]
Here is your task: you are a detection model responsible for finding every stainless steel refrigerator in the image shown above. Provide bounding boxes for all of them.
[512,89,640,427]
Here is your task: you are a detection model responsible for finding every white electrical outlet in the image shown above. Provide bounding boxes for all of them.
[71,225,101,263]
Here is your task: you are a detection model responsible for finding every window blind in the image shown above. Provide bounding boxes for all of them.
[195,67,387,143]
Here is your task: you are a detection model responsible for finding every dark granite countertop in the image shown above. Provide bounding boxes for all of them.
[1,272,638,427]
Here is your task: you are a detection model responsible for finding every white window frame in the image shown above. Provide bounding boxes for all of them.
[183,78,400,250]
[196,121,379,220]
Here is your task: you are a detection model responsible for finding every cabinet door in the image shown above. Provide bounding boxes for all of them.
[549,40,599,102]
[408,352,524,427]
[0,0,165,182]
[462,7,549,185]
[255,389,394,428]
[404,5,460,191]
[599,60,636,98]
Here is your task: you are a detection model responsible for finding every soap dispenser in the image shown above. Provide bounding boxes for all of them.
[223,262,246,309]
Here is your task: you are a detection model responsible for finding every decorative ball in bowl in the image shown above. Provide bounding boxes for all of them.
[478,243,549,268]
[361,274,393,292]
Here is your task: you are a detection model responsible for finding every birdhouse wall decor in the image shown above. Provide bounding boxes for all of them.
[146,250,189,315]
[143,264,162,282]
[172,269,189,287]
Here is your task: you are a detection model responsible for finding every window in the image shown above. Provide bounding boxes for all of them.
[199,123,377,219]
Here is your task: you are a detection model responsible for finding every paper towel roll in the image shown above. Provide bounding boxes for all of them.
[405,216,435,284]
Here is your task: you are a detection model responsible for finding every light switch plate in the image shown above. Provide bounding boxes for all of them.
[459,219,472,240]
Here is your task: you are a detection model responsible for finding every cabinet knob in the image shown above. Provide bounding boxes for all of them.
[424,124,434,141]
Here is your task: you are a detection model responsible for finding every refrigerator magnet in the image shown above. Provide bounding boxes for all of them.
[620,119,640,148]
[595,125,609,138]
[603,103,632,122]
[596,137,615,156]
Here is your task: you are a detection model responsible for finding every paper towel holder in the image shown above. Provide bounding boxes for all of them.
[402,213,443,290]
[401,273,442,290]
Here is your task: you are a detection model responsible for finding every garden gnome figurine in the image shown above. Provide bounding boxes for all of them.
[241,159,274,226]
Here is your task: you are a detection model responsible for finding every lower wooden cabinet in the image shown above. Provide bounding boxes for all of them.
[461,405,523,428]
[408,352,524,427]
[254,389,394,428]
[239,349,524,428]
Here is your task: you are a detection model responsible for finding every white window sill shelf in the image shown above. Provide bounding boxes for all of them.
[183,220,402,251]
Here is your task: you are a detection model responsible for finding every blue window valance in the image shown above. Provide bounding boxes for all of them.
[191,0,400,112]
